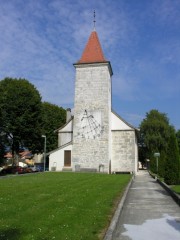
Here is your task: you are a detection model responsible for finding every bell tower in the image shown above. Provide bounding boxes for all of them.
[72,28,113,173]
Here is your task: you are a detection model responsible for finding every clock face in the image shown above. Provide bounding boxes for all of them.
[76,109,103,140]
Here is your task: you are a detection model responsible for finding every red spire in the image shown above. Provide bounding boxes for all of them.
[78,31,107,64]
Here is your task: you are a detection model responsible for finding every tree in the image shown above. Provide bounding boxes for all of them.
[139,109,170,176]
[0,128,7,165]
[140,109,180,183]
[137,131,148,168]
[0,142,6,165]
[41,102,66,152]
[176,130,180,153]
[164,126,180,185]
[0,78,43,163]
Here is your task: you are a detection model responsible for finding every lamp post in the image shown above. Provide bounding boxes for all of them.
[42,135,46,172]
[146,159,150,171]
[154,152,160,178]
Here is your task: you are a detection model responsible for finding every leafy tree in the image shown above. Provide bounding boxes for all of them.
[0,142,6,165]
[139,109,170,176]
[140,109,180,183]
[137,132,148,168]
[164,126,180,185]
[41,102,66,152]
[176,130,180,153]
[0,128,7,165]
[0,78,43,163]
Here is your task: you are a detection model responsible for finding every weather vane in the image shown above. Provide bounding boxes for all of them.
[93,10,96,30]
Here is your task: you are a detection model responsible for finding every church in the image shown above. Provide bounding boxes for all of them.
[49,28,138,174]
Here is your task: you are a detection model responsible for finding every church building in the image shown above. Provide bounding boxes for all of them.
[49,28,138,174]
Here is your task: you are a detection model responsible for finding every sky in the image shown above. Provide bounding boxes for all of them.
[0,0,180,129]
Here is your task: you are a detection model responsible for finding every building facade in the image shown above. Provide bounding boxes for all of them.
[49,30,138,174]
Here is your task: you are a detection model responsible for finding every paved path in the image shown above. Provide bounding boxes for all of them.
[113,170,180,240]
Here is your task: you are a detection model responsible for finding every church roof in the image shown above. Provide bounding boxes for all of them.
[78,31,107,64]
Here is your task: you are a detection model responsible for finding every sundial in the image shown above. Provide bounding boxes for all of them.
[76,109,103,140]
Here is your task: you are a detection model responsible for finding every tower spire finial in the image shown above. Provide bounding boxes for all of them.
[93,10,96,31]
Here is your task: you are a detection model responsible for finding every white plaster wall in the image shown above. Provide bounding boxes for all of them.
[111,112,132,130]
[58,120,73,147]
[49,144,72,171]
[59,119,73,132]
[58,132,72,147]
[33,153,43,163]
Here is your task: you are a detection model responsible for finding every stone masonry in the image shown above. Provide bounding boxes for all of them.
[111,130,136,172]
[72,63,112,173]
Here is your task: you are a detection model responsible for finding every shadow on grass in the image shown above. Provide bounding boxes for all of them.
[0,228,21,240]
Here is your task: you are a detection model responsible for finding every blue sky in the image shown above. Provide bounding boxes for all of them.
[0,0,180,129]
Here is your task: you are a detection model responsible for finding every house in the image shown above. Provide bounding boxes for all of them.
[49,28,138,174]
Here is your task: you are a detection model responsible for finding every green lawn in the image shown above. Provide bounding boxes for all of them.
[171,185,180,195]
[0,172,131,240]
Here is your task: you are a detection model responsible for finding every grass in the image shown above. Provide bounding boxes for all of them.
[171,185,180,195]
[0,172,131,240]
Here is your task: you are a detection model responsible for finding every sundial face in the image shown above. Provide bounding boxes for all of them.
[76,109,104,140]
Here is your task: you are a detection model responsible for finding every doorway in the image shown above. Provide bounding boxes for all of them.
[64,150,71,167]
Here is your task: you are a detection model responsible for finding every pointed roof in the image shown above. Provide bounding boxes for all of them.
[78,31,107,64]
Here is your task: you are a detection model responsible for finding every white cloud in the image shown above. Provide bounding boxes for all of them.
[0,0,179,128]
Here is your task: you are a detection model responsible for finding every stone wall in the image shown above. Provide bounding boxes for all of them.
[111,130,136,173]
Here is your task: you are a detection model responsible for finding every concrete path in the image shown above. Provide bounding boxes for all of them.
[112,170,180,240]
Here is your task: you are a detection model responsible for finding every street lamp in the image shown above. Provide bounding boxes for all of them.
[154,152,160,179]
[146,159,150,171]
[42,135,46,172]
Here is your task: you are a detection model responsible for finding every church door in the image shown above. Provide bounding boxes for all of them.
[64,150,71,167]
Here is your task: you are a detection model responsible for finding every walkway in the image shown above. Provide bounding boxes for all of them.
[112,170,180,240]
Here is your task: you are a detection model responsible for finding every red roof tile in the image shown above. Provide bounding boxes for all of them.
[78,31,107,64]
